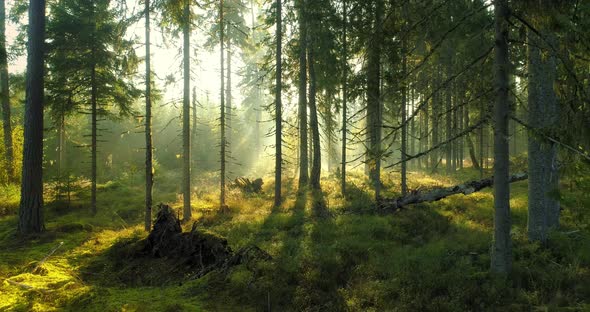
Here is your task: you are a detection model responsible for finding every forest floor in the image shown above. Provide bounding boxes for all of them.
[0,166,589,311]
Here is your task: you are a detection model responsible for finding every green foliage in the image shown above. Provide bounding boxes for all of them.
[46,0,141,121]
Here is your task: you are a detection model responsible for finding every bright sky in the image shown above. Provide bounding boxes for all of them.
[5,0,249,108]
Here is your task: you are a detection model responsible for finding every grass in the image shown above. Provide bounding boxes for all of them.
[1,166,589,311]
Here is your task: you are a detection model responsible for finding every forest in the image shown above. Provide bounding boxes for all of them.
[1,0,590,310]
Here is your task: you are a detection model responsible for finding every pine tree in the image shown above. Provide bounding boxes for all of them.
[18,0,45,234]
[0,0,14,182]
[144,0,154,231]
[273,0,282,207]
[491,0,512,274]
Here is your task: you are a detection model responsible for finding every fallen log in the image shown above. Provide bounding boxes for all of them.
[379,173,528,210]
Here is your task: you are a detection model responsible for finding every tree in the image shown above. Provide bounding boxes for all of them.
[526,9,560,243]
[46,0,140,215]
[182,0,191,220]
[400,3,408,196]
[273,0,282,207]
[340,0,347,194]
[0,0,14,182]
[145,0,154,231]
[367,0,384,200]
[491,0,511,274]
[155,0,194,220]
[297,0,308,190]
[18,0,45,234]
[224,0,248,160]
[308,47,320,190]
[220,0,226,210]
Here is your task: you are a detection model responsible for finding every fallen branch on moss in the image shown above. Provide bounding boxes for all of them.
[32,241,64,274]
[379,173,528,211]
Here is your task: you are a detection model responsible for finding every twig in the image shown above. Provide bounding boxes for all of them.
[32,241,64,274]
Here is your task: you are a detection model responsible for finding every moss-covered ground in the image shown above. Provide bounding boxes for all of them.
[1,167,589,311]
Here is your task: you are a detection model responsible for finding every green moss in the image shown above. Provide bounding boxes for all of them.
[1,169,589,311]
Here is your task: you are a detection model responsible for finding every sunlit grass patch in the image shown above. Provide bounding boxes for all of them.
[0,184,20,216]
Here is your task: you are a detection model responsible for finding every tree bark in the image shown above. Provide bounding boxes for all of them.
[273,0,282,207]
[250,0,261,160]
[219,0,226,210]
[192,86,197,169]
[367,0,384,199]
[0,0,13,182]
[308,48,320,190]
[297,0,308,189]
[401,26,408,196]
[18,0,45,234]
[182,0,191,220]
[491,0,512,274]
[340,0,347,194]
[90,57,97,215]
[145,0,153,231]
[226,38,232,159]
[445,48,453,174]
[410,86,415,171]
[431,70,440,173]
[423,92,429,170]
[527,26,560,242]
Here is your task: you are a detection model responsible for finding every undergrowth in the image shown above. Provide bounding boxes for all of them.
[0,166,589,311]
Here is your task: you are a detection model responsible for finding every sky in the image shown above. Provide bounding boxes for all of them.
[5,0,250,108]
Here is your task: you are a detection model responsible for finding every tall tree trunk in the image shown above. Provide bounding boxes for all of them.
[226,38,232,159]
[90,60,97,215]
[340,0,347,194]
[423,92,429,170]
[326,106,333,172]
[401,29,407,196]
[478,101,484,178]
[144,0,153,231]
[308,121,312,177]
[250,0,261,161]
[273,0,282,207]
[18,0,45,234]
[57,111,65,199]
[367,0,384,199]
[490,0,511,274]
[192,86,197,169]
[308,48,320,190]
[410,85,415,171]
[431,71,440,172]
[297,0,308,189]
[445,49,452,174]
[219,0,226,210]
[459,89,464,169]
[527,26,560,242]
[509,74,517,156]
[183,0,191,220]
[0,0,13,182]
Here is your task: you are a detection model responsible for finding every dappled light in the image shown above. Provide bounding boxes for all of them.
[1,0,590,310]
